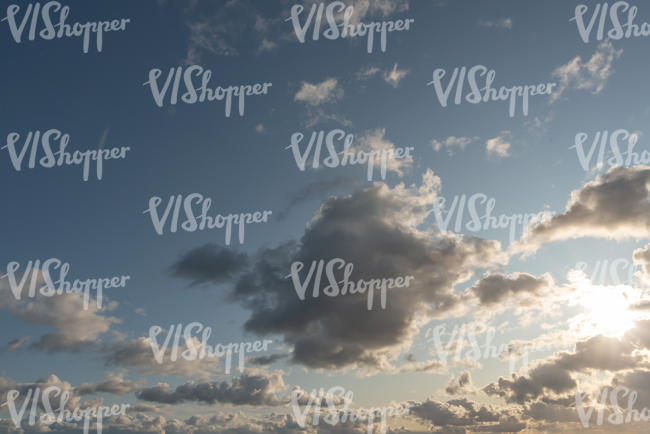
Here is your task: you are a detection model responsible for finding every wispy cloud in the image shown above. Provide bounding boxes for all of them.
[551,40,622,103]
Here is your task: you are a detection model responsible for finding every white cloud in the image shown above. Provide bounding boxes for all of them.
[294,78,343,106]
[485,131,512,158]
[258,38,277,52]
[356,66,381,80]
[355,128,414,176]
[431,136,480,155]
[383,63,410,87]
[551,40,622,103]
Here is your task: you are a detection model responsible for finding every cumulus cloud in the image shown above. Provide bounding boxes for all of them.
[136,371,286,406]
[550,40,622,103]
[102,336,220,379]
[294,78,343,106]
[409,397,510,430]
[172,171,507,372]
[0,277,119,353]
[515,166,650,253]
[484,335,642,404]
[485,131,512,158]
[76,373,143,396]
[353,128,414,177]
[445,371,474,395]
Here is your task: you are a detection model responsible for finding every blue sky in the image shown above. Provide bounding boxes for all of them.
[4,0,650,433]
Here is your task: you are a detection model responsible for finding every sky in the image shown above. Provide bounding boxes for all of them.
[3,0,650,432]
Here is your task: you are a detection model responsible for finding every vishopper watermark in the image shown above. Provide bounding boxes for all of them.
[3,2,130,53]
[144,65,272,117]
[290,386,412,434]
[287,1,414,54]
[574,258,643,286]
[575,386,650,427]
[572,2,650,43]
[286,129,414,181]
[425,323,546,373]
[1,258,130,310]
[0,386,130,434]
[427,65,556,118]
[286,258,414,310]
[571,129,648,172]
[143,193,272,246]
[149,322,273,374]
[3,130,130,181]
[428,193,555,245]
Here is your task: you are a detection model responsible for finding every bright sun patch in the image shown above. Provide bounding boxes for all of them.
[567,270,644,339]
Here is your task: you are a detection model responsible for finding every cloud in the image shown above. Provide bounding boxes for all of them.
[484,335,642,404]
[431,136,480,155]
[258,37,278,52]
[0,277,119,353]
[172,171,507,373]
[294,78,343,106]
[478,18,513,29]
[182,1,288,63]
[248,354,289,366]
[469,273,554,306]
[356,66,381,80]
[485,131,512,158]
[445,371,474,395]
[515,166,650,252]
[135,371,286,406]
[633,243,650,282]
[409,397,507,429]
[102,336,220,379]
[400,356,446,373]
[304,107,353,128]
[277,175,360,220]
[76,373,142,396]
[0,374,81,412]
[2,336,29,352]
[171,243,249,286]
[333,0,411,25]
[383,63,410,87]
[184,15,239,62]
[353,128,415,177]
[550,40,622,103]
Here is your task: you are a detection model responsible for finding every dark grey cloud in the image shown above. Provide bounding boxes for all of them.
[171,243,249,286]
[248,354,289,366]
[171,173,506,371]
[469,273,553,305]
[2,336,29,352]
[517,166,650,252]
[484,335,642,404]
[135,371,286,406]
